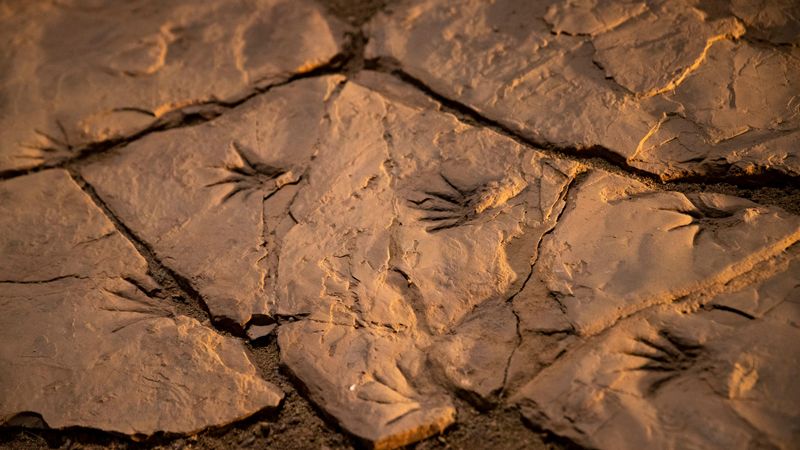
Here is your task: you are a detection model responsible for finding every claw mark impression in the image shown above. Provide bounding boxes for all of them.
[20,120,75,162]
[625,329,703,395]
[664,194,736,245]
[408,173,526,232]
[206,141,300,204]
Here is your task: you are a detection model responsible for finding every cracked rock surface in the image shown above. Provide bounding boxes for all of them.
[513,254,800,449]
[0,0,344,174]
[0,170,283,436]
[80,76,340,328]
[366,0,800,181]
[1,1,799,449]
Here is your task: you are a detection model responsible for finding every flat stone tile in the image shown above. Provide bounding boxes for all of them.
[0,0,345,173]
[0,169,283,436]
[71,72,800,447]
[366,0,800,180]
[512,258,800,449]
[80,76,344,327]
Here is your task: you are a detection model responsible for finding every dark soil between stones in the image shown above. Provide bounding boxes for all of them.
[0,337,564,450]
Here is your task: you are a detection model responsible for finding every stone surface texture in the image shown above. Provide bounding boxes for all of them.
[366,0,800,181]
[1,1,799,449]
[0,170,283,436]
[513,256,800,450]
[0,0,344,173]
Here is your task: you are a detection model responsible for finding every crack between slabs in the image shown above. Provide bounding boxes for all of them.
[642,30,744,98]
[256,198,272,296]
[0,50,353,183]
[707,304,756,320]
[499,171,586,396]
[583,233,800,341]
[261,339,366,448]
[362,58,800,190]
[628,112,671,165]
[0,274,88,285]
[499,308,523,400]
[256,174,306,289]
[67,168,222,332]
[1,25,490,450]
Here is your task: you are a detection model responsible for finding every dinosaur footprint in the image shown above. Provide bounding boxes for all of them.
[625,329,703,395]
[206,141,297,204]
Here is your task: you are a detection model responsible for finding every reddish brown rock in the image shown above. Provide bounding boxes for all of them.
[71,70,800,447]
[366,0,800,180]
[80,76,343,327]
[247,323,277,342]
[0,278,283,436]
[535,171,800,336]
[728,0,800,45]
[0,0,345,173]
[78,72,585,444]
[279,321,455,450]
[513,256,800,450]
[589,1,744,96]
[2,3,799,449]
[630,40,800,178]
[0,170,283,436]
[0,170,152,286]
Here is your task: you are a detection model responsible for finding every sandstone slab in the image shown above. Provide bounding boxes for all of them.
[499,170,800,394]
[535,171,800,336]
[74,70,800,447]
[78,72,584,445]
[0,0,344,173]
[727,0,800,45]
[3,2,799,448]
[0,277,283,437]
[247,323,277,343]
[81,76,344,328]
[0,170,283,436]
[513,257,800,449]
[0,170,151,285]
[279,321,455,450]
[366,0,800,180]
[278,77,800,447]
[272,78,581,444]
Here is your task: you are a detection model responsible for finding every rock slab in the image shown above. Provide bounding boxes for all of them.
[366,0,800,180]
[0,170,283,436]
